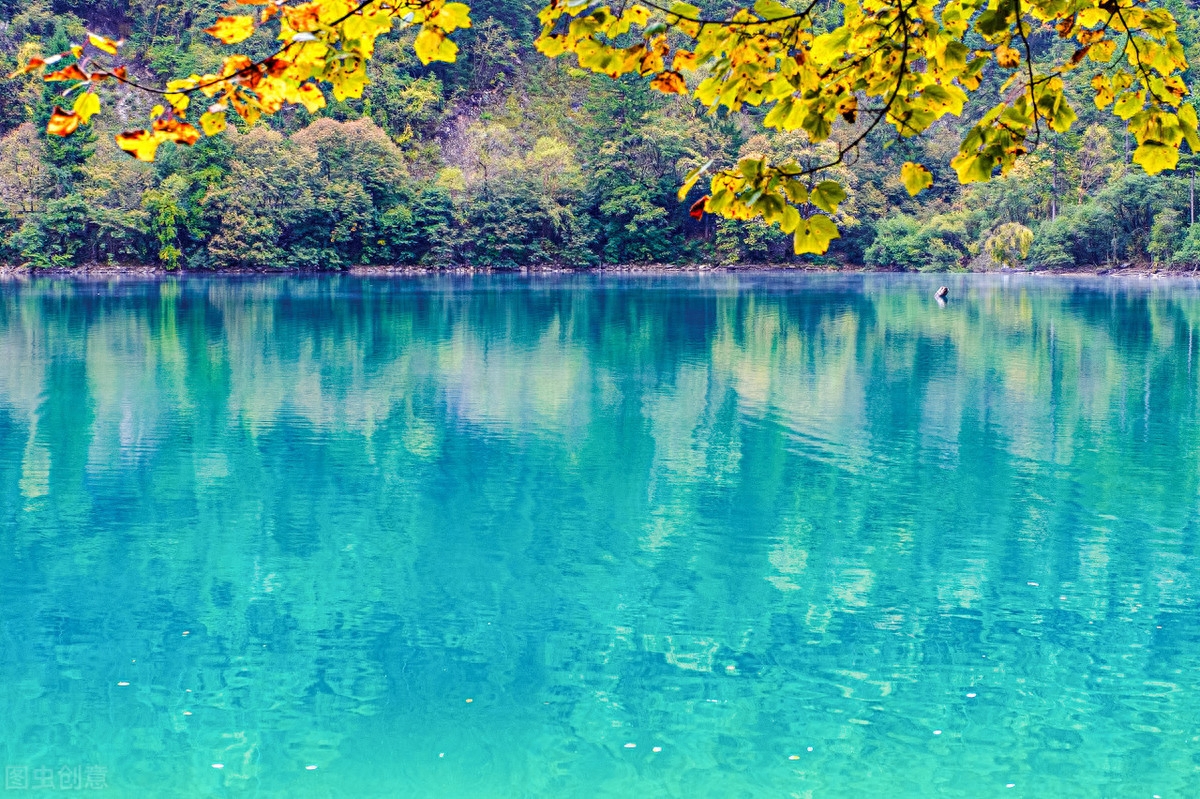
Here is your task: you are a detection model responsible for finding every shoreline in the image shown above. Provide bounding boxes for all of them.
[1,262,1197,279]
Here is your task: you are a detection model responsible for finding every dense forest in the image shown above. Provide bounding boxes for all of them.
[3,0,1200,270]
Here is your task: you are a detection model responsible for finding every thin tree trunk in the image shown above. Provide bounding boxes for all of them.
[1051,135,1058,221]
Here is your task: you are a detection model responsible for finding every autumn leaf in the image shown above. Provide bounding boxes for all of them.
[47,107,80,137]
[900,162,933,196]
[753,0,795,20]
[115,130,164,161]
[8,57,46,78]
[431,2,473,33]
[689,196,709,220]
[995,46,1020,69]
[205,15,256,44]
[72,92,101,124]
[650,71,687,95]
[1133,141,1179,175]
[199,111,227,136]
[44,64,89,82]
[284,2,322,32]
[87,32,122,54]
[809,180,846,214]
[153,118,201,146]
[677,158,712,200]
[1089,40,1117,62]
[413,28,458,64]
[672,51,697,72]
[294,83,327,113]
[793,215,839,255]
[330,66,369,101]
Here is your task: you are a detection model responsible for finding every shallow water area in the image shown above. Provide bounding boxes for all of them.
[1,272,1198,797]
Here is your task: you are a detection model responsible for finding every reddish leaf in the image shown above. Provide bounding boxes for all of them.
[650,71,687,95]
[47,107,81,136]
[44,64,89,82]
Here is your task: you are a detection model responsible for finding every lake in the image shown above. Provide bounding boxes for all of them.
[0,273,1197,797]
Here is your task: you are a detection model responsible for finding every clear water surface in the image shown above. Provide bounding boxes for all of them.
[0,273,1198,798]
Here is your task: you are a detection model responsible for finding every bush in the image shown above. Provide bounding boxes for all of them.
[864,214,969,271]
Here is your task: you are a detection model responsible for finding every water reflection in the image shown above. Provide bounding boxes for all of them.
[0,274,1198,797]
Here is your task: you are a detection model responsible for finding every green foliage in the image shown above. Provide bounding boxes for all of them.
[986,223,1035,270]
[3,0,1200,269]
[864,215,970,272]
[13,194,90,268]
[1174,223,1200,267]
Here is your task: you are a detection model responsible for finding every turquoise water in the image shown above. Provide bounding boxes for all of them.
[1,274,1198,797]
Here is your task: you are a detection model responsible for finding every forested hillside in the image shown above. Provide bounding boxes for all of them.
[3,0,1200,270]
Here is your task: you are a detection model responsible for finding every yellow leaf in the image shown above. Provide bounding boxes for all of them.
[87,32,122,54]
[1089,39,1116,62]
[431,2,472,33]
[204,15,256,45]
[46,107,80,137]
[413,27,458,64]
[951,151,994,183]
[781,178,807,205]
[995,45,1020,68]
[676,159,711,200]
[780,205,800,234]
[165,79,195,114]
[295,82,327,113]
[621,6,650,26]
[535,35,566,58]
[330,66,369,101]
[672,50,698,72]
[1133,141,1178,175]
[199,111,227,136]
[754,0,795,20]
[72,91,101,124]
[793,215,840,255]
[115,130,164,161]
[283,2,322,32]
[811,27,850,66]
[153,118,200,146]
[901,162,933,196]
[809,180,846,213]
[650,71,687,95]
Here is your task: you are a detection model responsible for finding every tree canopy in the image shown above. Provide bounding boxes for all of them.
[6,0,1198,255]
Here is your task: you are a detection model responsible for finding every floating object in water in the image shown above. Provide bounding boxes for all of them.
[652,747,662,753]
[305,765,317,771]
[936,286,949,299]
[624,743,636,749]
[212,764,224,769]
[117,681,129,687]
